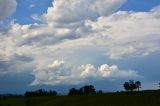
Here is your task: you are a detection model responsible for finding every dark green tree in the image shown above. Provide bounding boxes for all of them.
[97,90,103,94]
[123,80,140,92]
[80,85,96,95]
[68,88,79,95]
[135,81,141,91]
[68,85,96,95]
[123,82,130,91]
[25,89,57,97]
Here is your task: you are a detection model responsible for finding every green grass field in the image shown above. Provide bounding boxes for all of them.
[0,90,160,106]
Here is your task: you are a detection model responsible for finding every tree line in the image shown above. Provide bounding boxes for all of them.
[24,89,57,97]
[68,80,142,96]
[68,85,103,95]
[0,81,160,98]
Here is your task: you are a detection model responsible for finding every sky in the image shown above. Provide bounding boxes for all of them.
[0,0,160,94]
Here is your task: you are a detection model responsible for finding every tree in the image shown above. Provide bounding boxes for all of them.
[80,85,96,95]
[68,85,96,95]
[97,90,103,94]
[25,89,57,97]
[68,88,79,95]
[123,82,130,91]
[123,80,140,92]
[135,81,141,91]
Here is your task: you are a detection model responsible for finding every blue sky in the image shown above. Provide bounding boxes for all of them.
[12,0,52,24]
[0,0,160,94]
[120,0,160,11]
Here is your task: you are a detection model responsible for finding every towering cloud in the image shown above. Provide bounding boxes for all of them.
[31,60,138,85]
[43,0,126,23]
[0,0,17,21]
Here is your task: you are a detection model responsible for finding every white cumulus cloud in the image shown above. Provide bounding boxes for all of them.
[43,0,126,24]
[31,60,138,85]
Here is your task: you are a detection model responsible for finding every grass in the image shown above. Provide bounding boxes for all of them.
[0,90,160,106]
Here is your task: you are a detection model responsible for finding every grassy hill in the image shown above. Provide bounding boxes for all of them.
[0,90,160,106]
